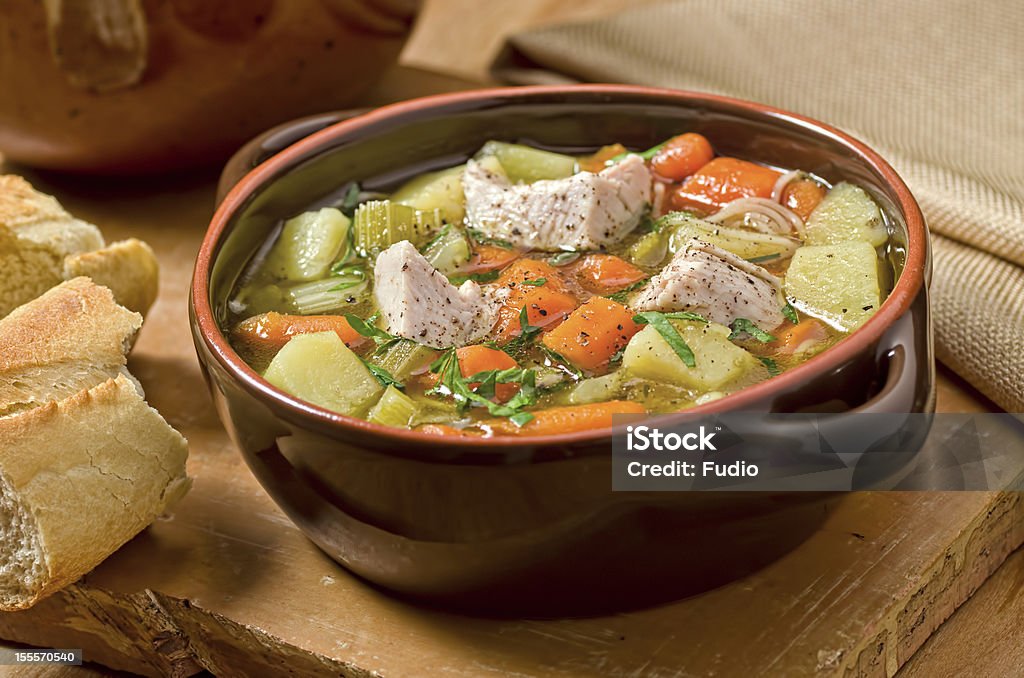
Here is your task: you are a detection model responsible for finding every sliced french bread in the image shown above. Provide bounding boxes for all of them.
[0,175,159,317]
[0,278,189,611]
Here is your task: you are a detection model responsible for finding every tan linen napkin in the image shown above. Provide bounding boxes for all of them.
[489,0,1024,412]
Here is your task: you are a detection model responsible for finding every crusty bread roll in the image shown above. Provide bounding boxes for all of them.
[0,175,159,317]
[0,279,189,611]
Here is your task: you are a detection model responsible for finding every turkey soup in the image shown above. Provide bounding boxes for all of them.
[225,136,893,436]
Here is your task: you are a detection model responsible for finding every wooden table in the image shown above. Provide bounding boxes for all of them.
[1,65,1020,677]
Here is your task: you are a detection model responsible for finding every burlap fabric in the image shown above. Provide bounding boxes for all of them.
[493,0,1024,411]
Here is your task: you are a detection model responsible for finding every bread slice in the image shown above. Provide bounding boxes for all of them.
[0,277,141,416]
[0,175,159,317]
[0,278,189,611]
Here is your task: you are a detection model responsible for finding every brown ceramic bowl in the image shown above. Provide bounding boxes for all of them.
[191,86,933,613]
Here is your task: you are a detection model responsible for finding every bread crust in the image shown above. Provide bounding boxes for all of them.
[0,175,158,318]
[0,278,189,610]
[0,277,141,414]
[0,374,189,610]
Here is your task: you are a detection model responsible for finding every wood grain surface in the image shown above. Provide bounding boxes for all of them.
[0,61,1019,677]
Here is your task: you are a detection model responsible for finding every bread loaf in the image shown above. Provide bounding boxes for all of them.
[0,279,189,611]
[0,175,159,317]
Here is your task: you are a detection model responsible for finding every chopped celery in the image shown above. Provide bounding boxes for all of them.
[662,213,798,261]
[805,182,888,247]
[628,231,670,268]
[369,340,437,382]
[568,372,624,405]
[367,386,419,428]
[263,208,351,282]
[623,321,759,391]
[408,395,460,426]
[422,225,471,274]
[286,272,367,315]
[263,331,383,416]
[392,164,467,224]
[353,200,444,256]
[476,141,577,183]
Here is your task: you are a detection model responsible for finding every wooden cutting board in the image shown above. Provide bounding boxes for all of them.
[0,137,1021,678]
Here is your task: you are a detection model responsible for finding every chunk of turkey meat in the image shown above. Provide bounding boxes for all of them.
[462,154,652,251]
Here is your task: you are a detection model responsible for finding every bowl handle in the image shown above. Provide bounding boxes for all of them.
[216,109,369,206]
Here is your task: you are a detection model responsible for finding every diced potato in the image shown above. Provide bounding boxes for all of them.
[477,141,577,183]
[263,208,351,282]
[568,371,624,405]
[367,386,419,428]
[785,241,881,331]
[623,321,759,391]
[665,214,798,261]
[392,164,467,224]
[805,182,888,247]
[263,331,383,416]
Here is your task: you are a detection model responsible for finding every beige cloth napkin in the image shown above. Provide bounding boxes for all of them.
[487,0,1024,412]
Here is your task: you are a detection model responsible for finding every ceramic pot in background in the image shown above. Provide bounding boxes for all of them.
[0,0,416,173]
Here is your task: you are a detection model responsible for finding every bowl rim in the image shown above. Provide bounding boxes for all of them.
[192,84,928,450]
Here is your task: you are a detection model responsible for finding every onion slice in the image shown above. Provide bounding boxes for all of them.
[707,197,806,239]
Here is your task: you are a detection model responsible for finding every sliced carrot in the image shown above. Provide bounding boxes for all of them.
[782,179,826,221]
[495,258,569,295]
[651,133,715,181]
[771,319,828,355]
[671,157,782,212]
[232,312,365,353]
[457,345,519,402]
[569,254,647,293]
[541,297,641,372]
[578,143,628,173]
[480,401,646,436]
[464,244,520,273]
[493,286,579,344]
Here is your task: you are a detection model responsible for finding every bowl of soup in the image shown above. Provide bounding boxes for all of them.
[191,85,932,610]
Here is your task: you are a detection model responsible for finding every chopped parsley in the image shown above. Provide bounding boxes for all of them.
[343,313,399,349]
[522,277,547,287]
[361,359,403,390]
[728,318,776,343]
[758,356,781,376]
[448,270,500,285]
[782,303,800,325]
[427,348,538,426]
[606,278,650,304]
[339,182,362,216]
[747,252,781,264]
[632,311,697,368]
[466,227,514,249]
[609,140,668,163]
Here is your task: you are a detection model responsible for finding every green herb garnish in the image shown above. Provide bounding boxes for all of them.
[758,356,781,376]
[632,311,697,368]
[427,349,538,426]
[339,182,362,216]
[547,251,580,267]
[606,278,650,304]
[466,227,514,249]
[522,277,547,287]
[664,311,708,323]
[729,318,776,343]
[343,313,399,347]
[361,359,404,390]
[609,140,668,164]
[448,270,500,285]
[782,303,800,325]
[747,253,781,264]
